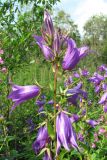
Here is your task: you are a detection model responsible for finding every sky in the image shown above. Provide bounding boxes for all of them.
[54,0,107,34]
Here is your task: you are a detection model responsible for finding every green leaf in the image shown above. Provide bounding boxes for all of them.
[47,122,55,140]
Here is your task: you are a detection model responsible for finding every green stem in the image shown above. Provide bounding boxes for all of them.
[53,63,58,158]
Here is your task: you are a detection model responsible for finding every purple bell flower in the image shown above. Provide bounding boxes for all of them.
[73,72,80,78]
[81,69,89,77]
[99,92,107,104]
[62,38,80,70]
[104,105,107,113]
[32,126,50,154]
[67,82,87,106]
[36,100,45,107]
[43,10,54,37]
[102,83,107,91]
[86,119,98,127]
[8,84,40,111]
[78,46,89,59]
[89,73,104,85]
[56,111,78,155]
[95,85,101,93]
[70,114,79,123]
[77,133,84,142]
[33,35,54,60]
[47,100,54,105]
[97,64,107,72]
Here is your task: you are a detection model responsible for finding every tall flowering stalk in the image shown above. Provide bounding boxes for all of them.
[8,10,92,159]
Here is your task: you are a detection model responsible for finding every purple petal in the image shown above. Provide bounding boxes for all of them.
[99,92,107,104]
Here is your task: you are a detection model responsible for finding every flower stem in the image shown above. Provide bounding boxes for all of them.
[53,63,58,158]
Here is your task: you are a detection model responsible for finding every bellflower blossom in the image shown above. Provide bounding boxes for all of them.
[62,42,90,70]
[8,84,40,111]
[66,82,87,106]
[73,72,80,78]
[70,114,79,123]
[89,73,104,86]
[80,69,89,77]
[98,64,107,72]
[56,111,78,155]
[34,11,90,69]
[99,92,107,113]
[86,119,99,127]
[43,10,54,38]
[32,126,50,154]
[102,83,107,91]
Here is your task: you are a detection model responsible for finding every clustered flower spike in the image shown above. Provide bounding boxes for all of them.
[56,111,78,155]
[34,10,90,70]
[8,84,40,112]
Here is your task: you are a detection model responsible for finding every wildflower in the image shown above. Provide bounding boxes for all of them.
[94,85,101,93]
[80,69,89,77]
[56,111,78,154]
[104,105,107,113]
[89,73,104,85]
[8,84,40,111]
[77,133,84,142]
[67,82,87,106]
[43,10,54,38]
[73,72,80,78]
[1,67,7,73]
[47,100,54,105]
[32,126,50,154]
[33,35,54,60]
[0,57,4,64]
[99,92,107,104]
[97,64,107,72]
[102,83,107,91]
[86,119,98,127]
[70,114,79,123]
[91,143,96,148]
[99,128,106,134]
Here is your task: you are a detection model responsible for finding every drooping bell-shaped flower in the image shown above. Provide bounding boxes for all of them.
[70,114,79,123]
[62,39,80,70]
[8,84,40,111]
[33,35,54,60]
[32,126,50,154]
[62,41,90,71]
[102,83,107,91]
[99,92,107,104]
[66,82,87,106]
[86,119,99,127]
[89,73,104,85]
[98,64,107,72]
[56,111,78,155]
[78,46,89,59]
